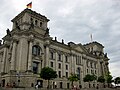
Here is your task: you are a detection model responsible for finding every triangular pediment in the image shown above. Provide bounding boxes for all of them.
[73,43,88,53]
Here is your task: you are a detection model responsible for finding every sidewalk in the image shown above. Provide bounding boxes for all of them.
[0,87,120,90]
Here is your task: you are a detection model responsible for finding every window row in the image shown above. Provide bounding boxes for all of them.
[58,71,69,78]
[76,56,81,65]
[49,52,69,62]
[30,18,43,27]
[87,69,97,74]
[86,61,97,68]
[50,62,69,70]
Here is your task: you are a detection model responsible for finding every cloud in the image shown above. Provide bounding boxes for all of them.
[0,0,120,77]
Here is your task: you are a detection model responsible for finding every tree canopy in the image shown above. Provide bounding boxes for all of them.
[83,74,96,82]
[104,72,113,84]
[97,76,105,83]
[40,67,57,88]
[68,74,79,87]
[40,67,57,80]
[91,74,97,81]
[114,77,120,85]
[106,74,113,83]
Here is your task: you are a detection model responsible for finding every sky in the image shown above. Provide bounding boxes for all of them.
[0,0,120,77]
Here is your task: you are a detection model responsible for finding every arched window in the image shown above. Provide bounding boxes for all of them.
[40,22,42,27]
[32,45,41,56]
[35,20,38,25]
[30,18,33,23]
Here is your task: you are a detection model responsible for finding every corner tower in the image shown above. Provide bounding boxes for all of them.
[11,8,49,35]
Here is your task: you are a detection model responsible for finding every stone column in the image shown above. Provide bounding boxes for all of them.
[102,62,105,75]
[100,61,104,76]
[55,51,58,71]
[1,47,7,72]
[10,40,17,70]
[5,48,9,73]
[70,54,74,74]
[62,54,65,77]
[38,63,41,73]
[27,41,33,71]
[45,45,49,67]
[18,36,28,71]
[40,59,43,72]
[73,55,76,73]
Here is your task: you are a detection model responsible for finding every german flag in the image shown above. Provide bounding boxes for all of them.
[27,2,32,8]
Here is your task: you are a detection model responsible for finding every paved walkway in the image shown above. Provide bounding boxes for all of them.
[0,87,120,90]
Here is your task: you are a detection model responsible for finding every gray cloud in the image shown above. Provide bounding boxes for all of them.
[0,0,120,77]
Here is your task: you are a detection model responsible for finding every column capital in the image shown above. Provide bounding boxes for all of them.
[28,38,34,42]
[44,44,50,48]
[28,34,34,42]
[12,38,19,43]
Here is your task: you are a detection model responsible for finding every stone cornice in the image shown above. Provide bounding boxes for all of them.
[51,40,70,50]
[84,41,104,48]
[11,8,49,22]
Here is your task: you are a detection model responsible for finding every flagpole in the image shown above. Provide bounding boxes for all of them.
[90,34,93,42]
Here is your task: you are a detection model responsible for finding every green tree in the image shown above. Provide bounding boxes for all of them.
[68,74,79,87]
[97,76,105,87]
[114,77,120,86]
[91,74,97,88]
[91,74,97,81]
[104,72,113,87]
[40,67,57,88]
[106,74,113,87]
[83,74,95,88]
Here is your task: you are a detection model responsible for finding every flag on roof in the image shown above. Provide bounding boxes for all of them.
[27,2,32,8]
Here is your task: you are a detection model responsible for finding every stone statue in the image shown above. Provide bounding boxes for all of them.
[104,53,107,58]
[6,28,11,36]
[45,28,49,36]
[15,22,20,30]
[46,28,49,34]
[62,39,64,44]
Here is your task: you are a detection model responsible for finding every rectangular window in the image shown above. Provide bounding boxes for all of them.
[58,71,61,78]
[86,61,89,67]
[60,82,63,88]
[91,70,94,74]
[87,69,89,73]
[32,62,39,74]
[50,52,54,59]
[58,63,61,69]
[58,54,61,61]
[90,62,93,68]
[95,70,96,74]
[66,65,68,70]
[76,56,78,64]
[32,46,40,56]
[79,56,81,64]
[50,62,53,67]
[94,63,96,68]
[66,72,68,78]
[65,56,68,62]
[67,83,70,89]
[76,56,81,65]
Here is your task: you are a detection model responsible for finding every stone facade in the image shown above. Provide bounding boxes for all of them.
[0,9,109,89]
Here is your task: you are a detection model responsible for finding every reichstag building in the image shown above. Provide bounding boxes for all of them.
[0,9,109,89]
